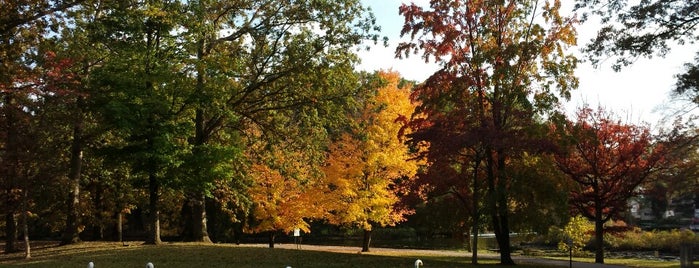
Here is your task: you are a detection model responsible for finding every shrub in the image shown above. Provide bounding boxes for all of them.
[605,228,698,252]
[554,215,594,255]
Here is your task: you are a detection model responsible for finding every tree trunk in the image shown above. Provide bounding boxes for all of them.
[495,186,514,265]
[486,150,515,265]
[117,211,123,243]
[61,96,84,245]
[268,232,275,248]
[594,189,605,263]
[191,192,211,243]
[92,182,104,240]
[361,229,372,252]
[4,94,18,254]
[145,173,161,245]
[471,157,481,265]
[21,188,30,259]
[5,212,17,253]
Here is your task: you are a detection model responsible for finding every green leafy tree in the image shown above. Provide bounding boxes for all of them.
[89,0,192,245]
[398,0,577,264]
[175,0,380,242]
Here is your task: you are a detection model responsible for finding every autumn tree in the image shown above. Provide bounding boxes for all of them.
[398,0,577,264]
[554,106,666,264]
[245,148,325,248]
[175,0,380,242]
[322,71,419,252]
[1,0,87,255]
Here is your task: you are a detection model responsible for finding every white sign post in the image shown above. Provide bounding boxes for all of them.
[293,228,301,249]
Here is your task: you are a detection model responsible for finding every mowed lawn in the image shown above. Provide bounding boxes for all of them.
[0,242,551,268]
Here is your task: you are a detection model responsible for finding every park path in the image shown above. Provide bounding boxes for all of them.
[269,243,631,268]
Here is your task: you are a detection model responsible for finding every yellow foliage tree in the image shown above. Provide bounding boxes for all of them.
[322,70,420,252]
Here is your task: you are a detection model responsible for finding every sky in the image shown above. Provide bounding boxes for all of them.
[355,0,697,127]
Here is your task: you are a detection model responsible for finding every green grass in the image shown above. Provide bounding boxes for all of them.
[545,255,681,268]
[0,242,550,268]
[0,242,686,267]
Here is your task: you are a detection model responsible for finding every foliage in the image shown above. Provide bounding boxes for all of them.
[246,149,325,234]
[321,71,419,236]
[554,105,667,263]
[553,215,594,255]
[397,0,578,264]
[604,228,698,252]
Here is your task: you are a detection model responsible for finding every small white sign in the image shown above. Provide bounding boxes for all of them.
[293,228,300,237]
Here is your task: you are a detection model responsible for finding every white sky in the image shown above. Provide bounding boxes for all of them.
[356,0,697,128]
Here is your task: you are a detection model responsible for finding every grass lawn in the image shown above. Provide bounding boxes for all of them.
[544,256,681,268]
[0,242,686,267]
[0,242,552,268]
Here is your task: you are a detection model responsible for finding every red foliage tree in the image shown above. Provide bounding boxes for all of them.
[554,106,666,264]
[398,1,577,264]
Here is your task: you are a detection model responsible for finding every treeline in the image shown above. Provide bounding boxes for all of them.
[2,0,698,266]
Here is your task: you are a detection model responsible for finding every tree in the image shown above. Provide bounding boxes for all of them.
[175,0,380,242]
[89,0,192,245]
[554,106,666,263]
[245,155,324,248]
[398,0,577,264]
[575,0,699,108]
[322,71,419,252]
[1,0,89,254]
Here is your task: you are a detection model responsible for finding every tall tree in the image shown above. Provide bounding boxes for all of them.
[398,0,577,264]
[554,106,666,263]
[1,0,84,255]
[90,0,192,245]
[322,71,419,252]
[176,0,380,242]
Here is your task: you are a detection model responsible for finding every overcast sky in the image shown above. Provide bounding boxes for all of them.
[355,0,697,127]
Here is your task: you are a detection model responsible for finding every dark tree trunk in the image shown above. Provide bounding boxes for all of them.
[4,94,18,254]
[21,188,30,259]
[471,156,481,265]
[594,188,605,264]
[191,192,211,243]
[361,229,372,252]
[145,173,161,245]
[268,232,275,248]
[5,212,17,253]
[182,192,211,243]
[91,182,104,240]
[486,150,515,265]
[61,96,84,245]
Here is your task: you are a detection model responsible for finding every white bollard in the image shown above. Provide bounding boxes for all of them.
[146,262,154,268]
[415,259,423,268]
[88,261,94,268]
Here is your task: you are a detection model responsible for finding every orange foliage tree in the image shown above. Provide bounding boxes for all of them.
[244,127,327,248]
[322,71,420,252]
[554,106,666,264]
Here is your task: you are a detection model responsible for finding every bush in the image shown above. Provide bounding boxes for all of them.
[548,215,594,256]
[605,228,698,252]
